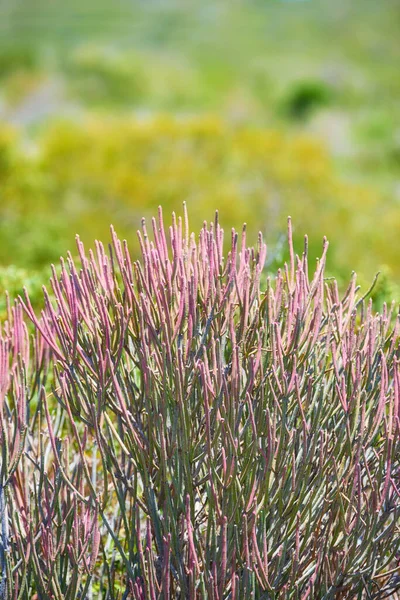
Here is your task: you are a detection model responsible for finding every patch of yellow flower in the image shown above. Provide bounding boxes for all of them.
[0,115,398,288]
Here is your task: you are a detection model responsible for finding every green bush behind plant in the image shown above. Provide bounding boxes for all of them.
[1,116,399,313]
[0,0,399,312]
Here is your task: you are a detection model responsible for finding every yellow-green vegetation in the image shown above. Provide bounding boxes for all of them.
[0,116,398,284]
[0,0,399,315]
[0,265,46,322]
[1,0,399,189]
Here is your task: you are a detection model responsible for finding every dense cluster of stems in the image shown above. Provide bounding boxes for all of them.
[0,207,399,599]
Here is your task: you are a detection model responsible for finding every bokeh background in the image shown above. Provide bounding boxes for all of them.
[0,0,399,315]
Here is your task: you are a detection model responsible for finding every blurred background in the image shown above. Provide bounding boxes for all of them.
[0,0,399,315]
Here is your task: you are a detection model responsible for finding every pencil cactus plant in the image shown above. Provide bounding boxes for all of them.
[0,206,399,598]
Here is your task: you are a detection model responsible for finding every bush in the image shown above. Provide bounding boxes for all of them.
[280,80,332,120]
[63,46,148,107]
[0,46,39,79]
[1,115,397,288]
[1,209,399,598]
[0,265,46,321]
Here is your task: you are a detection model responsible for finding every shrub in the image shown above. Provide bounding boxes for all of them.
[63,46,148,107]
[280,80,332,120]
[0,46,39,79]
[0,265,48,322]
[1,116,396,288]
[1,208,398,598]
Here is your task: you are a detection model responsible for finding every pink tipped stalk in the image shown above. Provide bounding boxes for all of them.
[3,207,397,598]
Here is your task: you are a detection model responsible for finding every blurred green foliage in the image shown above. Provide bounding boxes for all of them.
[1,0,399,129]
[0,0,399,311]
[280,80,333,120]
[0,116,398,289]
[0,45,39,77]
[63,46,149,107]
[0,265,46,321]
